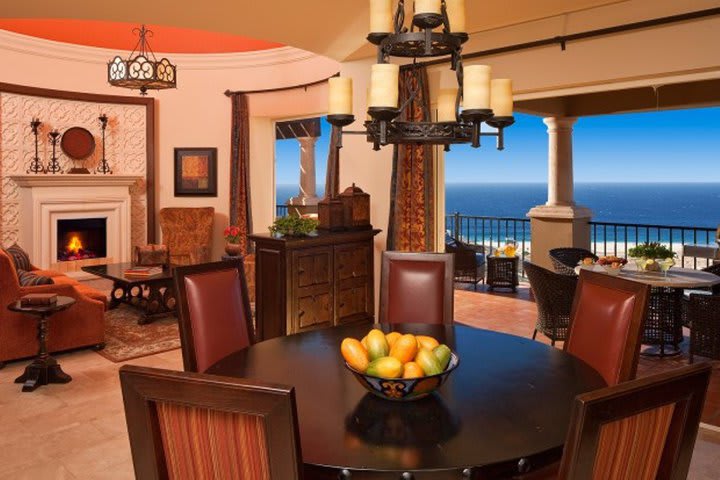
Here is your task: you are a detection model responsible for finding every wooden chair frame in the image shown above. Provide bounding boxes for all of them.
[565,269,651,384]
[173,259,254,373]
[119,365,304,480]
[558,363,711,480]
[379,252,454,325]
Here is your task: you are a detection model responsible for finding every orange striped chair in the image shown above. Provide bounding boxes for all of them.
[119,365,303,480]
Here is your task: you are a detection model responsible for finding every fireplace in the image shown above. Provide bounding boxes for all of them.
[57,218,107,262]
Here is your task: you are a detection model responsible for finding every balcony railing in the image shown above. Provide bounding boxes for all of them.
[276,205,289,217]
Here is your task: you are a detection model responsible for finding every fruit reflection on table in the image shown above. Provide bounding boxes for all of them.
[341,328,459,401]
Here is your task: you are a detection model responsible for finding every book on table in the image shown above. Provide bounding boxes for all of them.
[20,293,58,306]
[123,266,163,277]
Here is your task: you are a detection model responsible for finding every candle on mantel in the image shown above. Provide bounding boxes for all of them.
[369,63,400,108]
[437,88,458,122]
[490,79,514,117]
[369,0,394,33]
[415,0,441,15]
[463,65,491,110]
[446,0,466,33]
[328,77,353,115]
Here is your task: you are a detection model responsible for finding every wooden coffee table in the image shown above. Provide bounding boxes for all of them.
[82,263,177,324]
[8,296,76,392]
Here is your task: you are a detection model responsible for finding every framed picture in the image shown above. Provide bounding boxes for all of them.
[174,148,217,196]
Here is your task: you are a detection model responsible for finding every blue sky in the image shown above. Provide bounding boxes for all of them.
[275,107,720,186]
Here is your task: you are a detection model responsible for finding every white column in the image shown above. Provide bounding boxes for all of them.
[289,136,319,206]
[544,117,577,207]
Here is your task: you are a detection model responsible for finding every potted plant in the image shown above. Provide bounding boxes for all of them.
[628,242,675,272]
[223,225,242,256]
[269,215,319,238]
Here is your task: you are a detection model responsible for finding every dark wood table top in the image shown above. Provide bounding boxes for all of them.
[81,262,174,285]
[8,295,75,315]
[208,323,605,475]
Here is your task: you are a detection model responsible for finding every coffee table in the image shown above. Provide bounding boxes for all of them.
[82,263,177,324]
[8,296,76,392]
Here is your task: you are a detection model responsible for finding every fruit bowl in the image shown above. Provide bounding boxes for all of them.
[345,353,459,401]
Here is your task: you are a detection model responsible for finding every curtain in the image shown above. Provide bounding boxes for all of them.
[229,93,253,254]
[386,65,436,252]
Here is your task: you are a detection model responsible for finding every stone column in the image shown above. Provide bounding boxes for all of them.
[288,136,320,213]
[527,116,592,269]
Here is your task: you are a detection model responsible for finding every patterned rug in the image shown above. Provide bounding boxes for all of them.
[95,305,181,363]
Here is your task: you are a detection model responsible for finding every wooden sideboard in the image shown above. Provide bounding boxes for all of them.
[250,229,381,340]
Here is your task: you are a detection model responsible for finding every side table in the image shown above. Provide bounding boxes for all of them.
[7,296,76,392]
[487,255,519,292]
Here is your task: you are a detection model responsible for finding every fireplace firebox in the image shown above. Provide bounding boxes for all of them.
[57,218,107,261]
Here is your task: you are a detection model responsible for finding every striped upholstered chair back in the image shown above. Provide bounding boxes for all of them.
[556,363,710,480]
[119,365,303,480]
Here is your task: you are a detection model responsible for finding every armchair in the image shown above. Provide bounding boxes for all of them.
[445,234,486,289]
[159,207,214,266]
[0,249,105,367]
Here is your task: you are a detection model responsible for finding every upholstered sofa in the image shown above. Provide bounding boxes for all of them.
[0,249,106,367]
[159,207,214,266]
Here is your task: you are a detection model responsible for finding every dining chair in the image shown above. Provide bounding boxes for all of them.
[173,259,254,373]
[565,270,650,386]
[523,261,577,346]
[379,251,454,325]
[548,248,598,276]
[119,365,303,480]
[687,293,720,363]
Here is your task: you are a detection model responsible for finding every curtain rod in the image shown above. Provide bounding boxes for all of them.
[225,72,340,96]
[418,7,720,68]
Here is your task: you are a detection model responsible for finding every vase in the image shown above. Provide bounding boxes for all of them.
[224,242,241,256]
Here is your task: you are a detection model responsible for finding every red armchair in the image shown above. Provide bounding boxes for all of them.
[0,249,105,367]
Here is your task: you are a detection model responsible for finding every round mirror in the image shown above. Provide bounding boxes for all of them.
[61,127,96,160]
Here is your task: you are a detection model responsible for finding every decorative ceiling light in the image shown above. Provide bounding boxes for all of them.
[107,25,177,95]
[327,0,514,151]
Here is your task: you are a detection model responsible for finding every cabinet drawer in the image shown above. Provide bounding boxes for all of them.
[296,292,333,330]
[336,282,370,324]
[335,243,370,281]
[293,247,332,288]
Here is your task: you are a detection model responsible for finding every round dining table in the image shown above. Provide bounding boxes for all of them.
[207,323,605,479]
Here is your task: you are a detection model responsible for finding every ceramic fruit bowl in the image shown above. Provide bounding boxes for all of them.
[345,353,459,401]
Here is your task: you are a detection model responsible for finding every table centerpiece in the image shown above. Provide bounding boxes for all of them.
[628,242,676,274]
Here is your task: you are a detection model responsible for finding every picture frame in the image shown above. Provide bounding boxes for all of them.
[174,148,217,197]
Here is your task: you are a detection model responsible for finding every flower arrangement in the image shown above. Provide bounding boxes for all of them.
[224,225,242,244]
[269,215,319,237]
[628,242,675,260]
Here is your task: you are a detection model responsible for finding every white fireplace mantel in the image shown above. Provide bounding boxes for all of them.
[11,174,142,277]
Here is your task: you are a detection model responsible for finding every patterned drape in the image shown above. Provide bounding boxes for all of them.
[324,125,341,199]
[386,65,436,252]
[229,93,253,254]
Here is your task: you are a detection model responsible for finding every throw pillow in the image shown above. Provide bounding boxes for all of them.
[5,243,31,272]
[17,269,54,286]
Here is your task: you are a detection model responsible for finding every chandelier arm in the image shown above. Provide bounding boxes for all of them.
[394,0,406,35]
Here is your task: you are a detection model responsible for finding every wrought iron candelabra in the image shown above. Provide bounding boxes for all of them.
[96,114,112,174]
[46,130,62,174]
[27,118,45,174]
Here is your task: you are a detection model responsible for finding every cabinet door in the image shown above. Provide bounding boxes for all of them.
[334,242,373,325]
[291,247,333,333]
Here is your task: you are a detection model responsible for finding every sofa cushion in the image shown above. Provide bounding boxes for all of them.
[75,285,109,307]
[32,269,68,279]
[17,269,54,286]
[49,275,80,286]
[4,244,31,272]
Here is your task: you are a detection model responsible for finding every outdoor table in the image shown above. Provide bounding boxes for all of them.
[207,323,605,479]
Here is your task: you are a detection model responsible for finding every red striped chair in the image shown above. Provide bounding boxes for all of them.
[119,365,303,480]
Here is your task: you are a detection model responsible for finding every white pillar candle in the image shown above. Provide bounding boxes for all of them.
[369,64,400,108]
[490,79,513,117]
[415,0,441,15]
[328,77,353,115]
[437,88,458,122]
[445,0,466,33]
[463,65,491,110]
[370,0,394,33]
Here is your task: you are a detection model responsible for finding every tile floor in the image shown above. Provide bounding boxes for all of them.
[0,283,717,479]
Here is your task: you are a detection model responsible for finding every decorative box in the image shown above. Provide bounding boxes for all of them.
[318,196,345,231]
[134,244,169,267]
[340,183,371,230]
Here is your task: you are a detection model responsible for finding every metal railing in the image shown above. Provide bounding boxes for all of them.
[276,205,289,217]
[589,221,718,269]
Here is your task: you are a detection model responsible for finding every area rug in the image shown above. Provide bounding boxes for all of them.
[95,305,181,363]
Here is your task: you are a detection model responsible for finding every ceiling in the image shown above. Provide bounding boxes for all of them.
[0,19,282,53]
[0,0,627,60]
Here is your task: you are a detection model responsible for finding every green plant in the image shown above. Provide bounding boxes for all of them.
[269,215,319,236]
[628,242,675,259]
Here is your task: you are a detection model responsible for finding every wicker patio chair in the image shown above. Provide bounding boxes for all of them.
[524,261,578,345]
[445,234,486,289]
[687,294,720,363]
[548,248,598,276]
[681,262,720,327]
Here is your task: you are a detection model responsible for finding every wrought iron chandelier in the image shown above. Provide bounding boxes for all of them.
[327,0,514,151]
[108,25,177,95]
